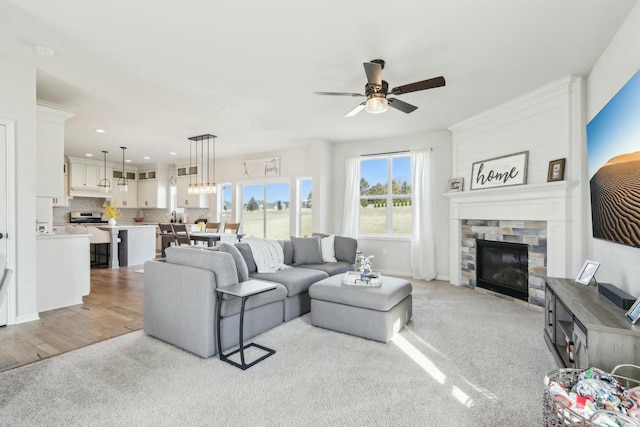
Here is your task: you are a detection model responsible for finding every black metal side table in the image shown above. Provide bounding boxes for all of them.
[215,280,277,370]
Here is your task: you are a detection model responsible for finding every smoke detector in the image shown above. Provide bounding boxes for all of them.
[33,45,55,58]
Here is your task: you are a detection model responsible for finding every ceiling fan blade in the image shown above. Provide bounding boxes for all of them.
[388,98,418,114]
[363,62,382,87]
[390,76,445,95]
[314,91,365,97]
[344,102,366,118]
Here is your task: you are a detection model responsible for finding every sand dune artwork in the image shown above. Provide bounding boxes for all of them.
[587,69,640,248]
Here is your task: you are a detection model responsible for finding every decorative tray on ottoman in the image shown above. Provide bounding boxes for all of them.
[342,271,382,288]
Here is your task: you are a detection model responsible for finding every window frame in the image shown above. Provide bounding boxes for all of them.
[296,177,312,237]
[240,179,292,239]
[359,153,412,238]
[217,182,233,223]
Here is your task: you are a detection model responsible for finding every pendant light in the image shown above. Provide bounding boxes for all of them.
[98,150,111,193]
[117,146,129,192]
[187,134,217,194]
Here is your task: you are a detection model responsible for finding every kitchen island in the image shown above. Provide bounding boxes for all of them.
[98,224,156,269]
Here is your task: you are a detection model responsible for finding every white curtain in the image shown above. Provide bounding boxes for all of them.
[341,155,360,238]
[411,148,437,280]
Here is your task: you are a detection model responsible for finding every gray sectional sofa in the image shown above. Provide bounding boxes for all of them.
[143,235,357,358]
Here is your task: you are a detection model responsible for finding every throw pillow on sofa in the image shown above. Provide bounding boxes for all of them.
[313,233,358,264]
[320,234,337,262]
[291,235,323,265]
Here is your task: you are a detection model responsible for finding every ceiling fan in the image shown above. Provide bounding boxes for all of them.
[315,59,445,117]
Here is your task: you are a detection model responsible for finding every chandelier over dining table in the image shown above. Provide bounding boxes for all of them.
[188,134,217,194]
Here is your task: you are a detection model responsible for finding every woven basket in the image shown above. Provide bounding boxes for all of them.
[543,365,640,426]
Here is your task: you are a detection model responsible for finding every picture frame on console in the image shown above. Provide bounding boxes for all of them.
[575,260,600,285]
[547,158,566,182]
[625,296,640,324]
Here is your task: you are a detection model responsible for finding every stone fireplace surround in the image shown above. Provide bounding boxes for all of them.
[444,181,577,307]
[461,219,547,305]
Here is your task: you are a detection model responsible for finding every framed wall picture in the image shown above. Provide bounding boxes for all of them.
[575,260,600,285]
[547,158,566,182]
[625,296,640,324]
[447,177,464,192]
[470,151,528,190]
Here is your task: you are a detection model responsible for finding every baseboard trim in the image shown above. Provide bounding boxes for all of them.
[15,313,40,324]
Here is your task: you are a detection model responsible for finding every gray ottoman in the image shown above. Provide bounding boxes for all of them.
[309,274,412,342]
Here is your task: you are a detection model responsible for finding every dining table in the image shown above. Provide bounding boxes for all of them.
[189,232,244,247]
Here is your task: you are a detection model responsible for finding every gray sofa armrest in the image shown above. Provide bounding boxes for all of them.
[144,259,218,358]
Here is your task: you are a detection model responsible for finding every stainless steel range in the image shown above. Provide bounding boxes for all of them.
[69,212,108,224]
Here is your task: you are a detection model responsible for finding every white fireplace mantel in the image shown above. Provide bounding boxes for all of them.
[445,181,578,285]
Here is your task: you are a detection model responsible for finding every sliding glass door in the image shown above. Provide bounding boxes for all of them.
[241,182,290,239]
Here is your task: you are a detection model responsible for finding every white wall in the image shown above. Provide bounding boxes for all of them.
[331,132,451,279]
[0,56,38,323]
[586,2,640,296]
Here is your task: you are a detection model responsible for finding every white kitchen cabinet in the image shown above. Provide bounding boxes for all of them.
[70,162,101,190]
[52,165,71,207]
[136,165,168,209]
[176,176,210,208]
[36,101,74,197]
[111,169,138,208]
[68,157,113,197]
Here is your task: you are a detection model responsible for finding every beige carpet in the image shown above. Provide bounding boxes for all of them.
[0,280,557,426]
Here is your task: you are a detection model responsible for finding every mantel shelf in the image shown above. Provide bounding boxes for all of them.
[443,180,579,202]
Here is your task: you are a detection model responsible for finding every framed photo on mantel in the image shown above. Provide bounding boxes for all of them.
[470,151,528,191]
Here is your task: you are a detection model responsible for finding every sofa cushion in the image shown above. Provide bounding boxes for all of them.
[235,242,257,273]
[320,234,337,262]
[291,236,322,265]
[313,233,358,264]
[165,246,238,288]
[250,267,328,297]
[219,282,287,317]
[297,261,354,276]
[219,243,249,282]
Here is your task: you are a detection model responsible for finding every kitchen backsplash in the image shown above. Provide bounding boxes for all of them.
[53,197,210,224]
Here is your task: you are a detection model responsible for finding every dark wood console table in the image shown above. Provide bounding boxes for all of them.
[544,277,640,373]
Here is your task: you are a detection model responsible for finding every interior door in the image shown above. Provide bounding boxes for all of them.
[0,124,8,326]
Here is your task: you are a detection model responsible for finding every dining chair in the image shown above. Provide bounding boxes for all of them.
[159,223,177,256]
[171,223,192,246]
[222,222,240,234]
[206,222,221,233]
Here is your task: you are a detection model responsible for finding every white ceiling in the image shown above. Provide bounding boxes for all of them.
[0,0,637,165]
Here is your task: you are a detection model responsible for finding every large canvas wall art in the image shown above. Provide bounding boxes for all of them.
[586,69,640,248]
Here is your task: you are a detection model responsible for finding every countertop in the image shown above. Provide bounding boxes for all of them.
[37,232,91,239]
[97,224,157,230]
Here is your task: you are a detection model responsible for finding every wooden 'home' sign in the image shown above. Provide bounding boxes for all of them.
[470,151,528,190]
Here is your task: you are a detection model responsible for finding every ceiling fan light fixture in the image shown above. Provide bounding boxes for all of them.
[365,97,388,114]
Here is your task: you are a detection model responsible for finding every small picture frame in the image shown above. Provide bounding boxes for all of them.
[575,260,600,285]
[625,296,640,324]
[447,177,464,192]
[547,158,566,182]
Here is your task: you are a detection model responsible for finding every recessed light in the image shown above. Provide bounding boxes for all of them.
[170,152,176,156]
[34,45,55,58]
[143,156,150,160]
[85,153,93,157]
[125,159,132,163]
[95,129,106,133]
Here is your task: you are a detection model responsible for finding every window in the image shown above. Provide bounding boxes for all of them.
[297,178,312,236]
[241,182,290,239]
[359,155,411,236]
[219,183,232,224]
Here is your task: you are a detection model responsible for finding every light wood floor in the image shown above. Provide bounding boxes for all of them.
[0,266,144,373]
